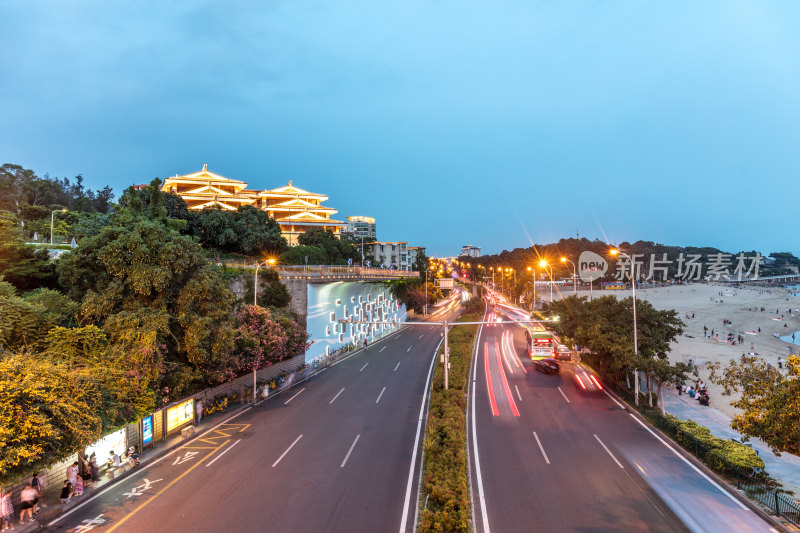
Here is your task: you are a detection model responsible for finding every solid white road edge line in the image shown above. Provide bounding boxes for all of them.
[603,389,625,409]
[206,439,241,467]
[394,362,401,371]
[329,387,345,404]
[376,386,386,404]
[341,434,361,468]
[557,386,571,404]
[360,362,369,372]
[284,388,306,405]
[272,434,303,468]
[594,434,624,469]
[47,406,253,526]
[399,337,441,533]
[471,314,491,533]
[627,413,749,510]
[533,432,550,465]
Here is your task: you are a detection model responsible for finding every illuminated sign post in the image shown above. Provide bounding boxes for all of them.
[142,415,154,446]
[166,399,195,434]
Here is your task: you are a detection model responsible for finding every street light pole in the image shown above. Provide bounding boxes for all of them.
[611,249,639,405]
[561,257,577,294]
[443,321,449,390]
[425,268,428,316]
[50,208,67,245]
[254,258,277,306]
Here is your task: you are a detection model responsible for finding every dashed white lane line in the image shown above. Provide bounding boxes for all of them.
[594,434,624,469]
[627,412,749,510]
[272,434,303,467]
[407,346,412,352]
[376,386,387,404]
[557,386,571,404]
[206,439,241,467]
[514,385,522,402]
[418,334,424,339]
[330,387,345,404]
[360,362,369,372]
[341,434,361,468]
[284,388,305,405]
[532,432,550,464]
[380,346,386,352]
[394,362,401,371]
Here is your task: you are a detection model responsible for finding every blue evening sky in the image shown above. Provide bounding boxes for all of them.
[2,1,798,257]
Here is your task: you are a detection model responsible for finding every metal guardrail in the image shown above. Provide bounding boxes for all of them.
[219,260,419,279]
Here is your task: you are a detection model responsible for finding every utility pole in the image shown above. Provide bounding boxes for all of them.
[443,321,449,390]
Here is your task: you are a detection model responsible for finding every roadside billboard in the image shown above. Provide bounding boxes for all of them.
[166,399,194,433]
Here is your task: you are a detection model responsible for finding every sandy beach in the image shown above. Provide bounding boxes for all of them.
[551,283,800,420]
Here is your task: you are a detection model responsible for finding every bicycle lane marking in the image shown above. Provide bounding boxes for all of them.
[49,410,253,528]
[105,438,232,532]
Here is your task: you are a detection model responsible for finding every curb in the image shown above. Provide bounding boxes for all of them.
[603,386,792,533]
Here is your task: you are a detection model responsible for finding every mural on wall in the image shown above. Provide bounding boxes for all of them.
[306,282,407,364]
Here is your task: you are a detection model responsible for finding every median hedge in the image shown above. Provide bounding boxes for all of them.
[419,311,481,533]
[671,416,765,474]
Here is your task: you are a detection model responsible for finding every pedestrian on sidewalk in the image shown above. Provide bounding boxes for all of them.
[66,462,78,488]
[30,473,41,515]
[363,338,368,350]
[80,456,92,488]
[1,487,14,531]
[19,485,36,523]
[89,455,100,485]
[59,481,73,504]
[195,399,204,424]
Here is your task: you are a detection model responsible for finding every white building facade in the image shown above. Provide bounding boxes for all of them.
[460,245,481,258]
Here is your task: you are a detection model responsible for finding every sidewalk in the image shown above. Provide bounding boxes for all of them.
[11,406,248,533]
[662,387,800,493]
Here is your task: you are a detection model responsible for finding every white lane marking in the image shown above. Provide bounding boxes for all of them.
[272,434,303,467]
[284,388,306,405]
[407,346,412,352]
[206,439,241,467]
[394,362,401,371]
[471,315,491,533]
[557,386,571,404]
[533,432,550,464]
[376,386,387,404]
[419,334,424,339]
[49,406,252,525]
[603,390,625,409]
[515,385,522,402]
[360,362,369,372]
[627,413,749,510]
[380,346,386,352]
[330,387,345,404]
[399,338,441,533]
[594,434,624,469]
[341,434,361,468]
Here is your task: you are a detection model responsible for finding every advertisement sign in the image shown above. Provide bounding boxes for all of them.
[85,427,127,462]
[142,415,154,445]
[166,399,194,432]
[579,251,608,282]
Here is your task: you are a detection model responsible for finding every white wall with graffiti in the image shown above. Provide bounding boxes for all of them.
[305,282,407,364]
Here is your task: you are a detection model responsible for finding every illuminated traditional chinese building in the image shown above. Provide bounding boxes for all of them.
[160,165,346,246]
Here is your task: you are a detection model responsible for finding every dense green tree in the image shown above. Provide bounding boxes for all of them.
[708,355,800,454]
[280,244,327,265]
[186,205,287,259]
[0,212,57,290]
[57,183,237,397]
[293,227,360,265]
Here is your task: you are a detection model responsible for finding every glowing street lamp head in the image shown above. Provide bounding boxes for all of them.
[560,257,567,263]
[609,248,619,257]
[527,266,532,271]
[538,259,548,268]
[267,258,277,265]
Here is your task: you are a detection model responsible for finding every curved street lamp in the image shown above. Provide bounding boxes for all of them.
[560,257,577,293]
[610,248,640,405]
[50,208,68,245]
[254,258,277,306]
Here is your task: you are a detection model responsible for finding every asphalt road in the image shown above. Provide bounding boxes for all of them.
[46,306,461,533]
[469,304,779,533]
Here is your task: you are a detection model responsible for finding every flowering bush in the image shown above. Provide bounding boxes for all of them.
[232,305,309,375]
